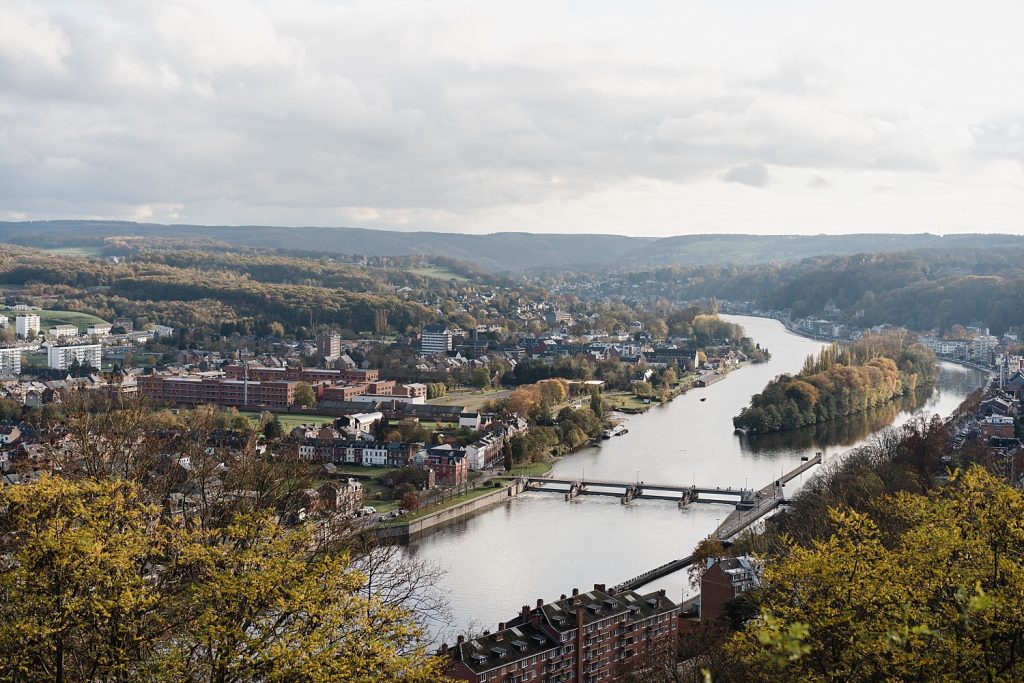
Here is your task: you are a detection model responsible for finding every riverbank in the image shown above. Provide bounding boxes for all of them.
[375,478,528,541]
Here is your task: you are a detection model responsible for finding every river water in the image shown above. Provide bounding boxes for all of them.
[407,316,989,640]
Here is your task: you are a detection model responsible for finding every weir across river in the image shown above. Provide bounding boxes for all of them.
[531,452,824,593]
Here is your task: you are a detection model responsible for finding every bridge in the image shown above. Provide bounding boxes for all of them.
[610,453,823,592]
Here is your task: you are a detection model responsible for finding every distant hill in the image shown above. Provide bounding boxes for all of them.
[2,220,1023,271]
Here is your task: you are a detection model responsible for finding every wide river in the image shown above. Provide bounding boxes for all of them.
[407,315,988,641]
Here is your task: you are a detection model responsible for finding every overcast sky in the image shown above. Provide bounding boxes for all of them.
[3,0,1024,236]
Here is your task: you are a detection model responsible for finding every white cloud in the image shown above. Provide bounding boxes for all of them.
[2,0,1024,235]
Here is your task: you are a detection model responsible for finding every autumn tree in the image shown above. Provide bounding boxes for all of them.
[0,476,450,683]
[729,467,1024,682]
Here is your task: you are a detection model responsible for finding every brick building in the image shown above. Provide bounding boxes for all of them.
[418,444,468,486]
[137,373,298,409]
[700,556,762,621]
[444,584,679,683]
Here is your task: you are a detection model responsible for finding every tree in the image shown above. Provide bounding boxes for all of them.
[0,476,451,683]
[0,476,168,683]
[263,413,283,440]
[729,467,1024,682]
[503,442,513,471]
[400,491,420,512]
[267,321,285,338]
[294,382,316,408]
[590,390,604,418]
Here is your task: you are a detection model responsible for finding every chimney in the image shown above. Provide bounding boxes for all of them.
[537,598,544,608]
[498,622,505,631]
[561,594,567,600]
[521,605,530,620]
[457,636,465,645]
[572,588,579,597]
[441,644,448,654]
[594,583,605,593]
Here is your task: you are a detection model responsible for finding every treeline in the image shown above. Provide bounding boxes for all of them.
[733,335,936,434]
[565,247,1024,335]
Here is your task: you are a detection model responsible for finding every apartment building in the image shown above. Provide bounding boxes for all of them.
[421,324,453,354]
[316,331,342,359]
[0,347,22,375]
[15,315,40,338]
[445,584,679,683]
[47,344,102,370]
[48,324,79,338]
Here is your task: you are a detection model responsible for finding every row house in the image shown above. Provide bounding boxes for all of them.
[296,433,418,468]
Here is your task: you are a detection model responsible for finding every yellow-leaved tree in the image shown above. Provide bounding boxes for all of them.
[729,466,1024,682]
[0,475,450,683]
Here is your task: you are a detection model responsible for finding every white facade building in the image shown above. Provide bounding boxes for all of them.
[0,347,22,375]
[87,324,112,336]
[420,324,453,354]
[0,315,8,329]
[49,324,79,338]
[47,344,102,370]
[15,315,40,338]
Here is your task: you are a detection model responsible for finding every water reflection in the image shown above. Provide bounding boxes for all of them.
[739,388,930,454]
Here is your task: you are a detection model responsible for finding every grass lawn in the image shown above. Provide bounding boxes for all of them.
[407,266,471,282]
[390,486,499,523]
[505,461,552,477]
[36,310,109,332]
[40,246,104,257]
[240,411,337,431]
[603,391,655,412]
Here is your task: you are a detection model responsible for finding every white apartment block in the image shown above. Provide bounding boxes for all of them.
[47,344,102,370]
[0,347,22,375]
[87,323,112,336]
[49,324,79,338]
[420,324,453,354]
[15,315,40,338]
[0,315,8,329]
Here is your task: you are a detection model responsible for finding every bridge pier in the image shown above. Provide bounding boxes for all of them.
[678,487,696,508]
[565,481,584,501]
[621,484,643,504]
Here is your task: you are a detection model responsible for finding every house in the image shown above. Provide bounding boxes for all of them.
[700,556,762,621]
[418,444,468,486]
[981,415,1016,439]
[0,424,20,445]
[318,478,364,515]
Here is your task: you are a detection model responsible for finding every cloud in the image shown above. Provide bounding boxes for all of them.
[1,0,1024,235]
[723,164,770,188]
[807,175,831,189]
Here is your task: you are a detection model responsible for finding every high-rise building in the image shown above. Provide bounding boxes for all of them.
[0,347,22,375]
[420,324,453,354]
[15,315,40,338]
[316,331,342,359]
[47,344,102,370]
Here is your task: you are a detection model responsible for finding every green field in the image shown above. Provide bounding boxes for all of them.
[41,246,104,257]
[239,411,337,431]
[407,266,471,282]
[36,310,110,332]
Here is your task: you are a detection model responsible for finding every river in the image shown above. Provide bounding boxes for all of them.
[406,315,989,641]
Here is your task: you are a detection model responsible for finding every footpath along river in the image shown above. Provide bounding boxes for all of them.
[407,315,989,640]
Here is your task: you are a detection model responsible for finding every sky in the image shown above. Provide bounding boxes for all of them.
[3,0,1024,236]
